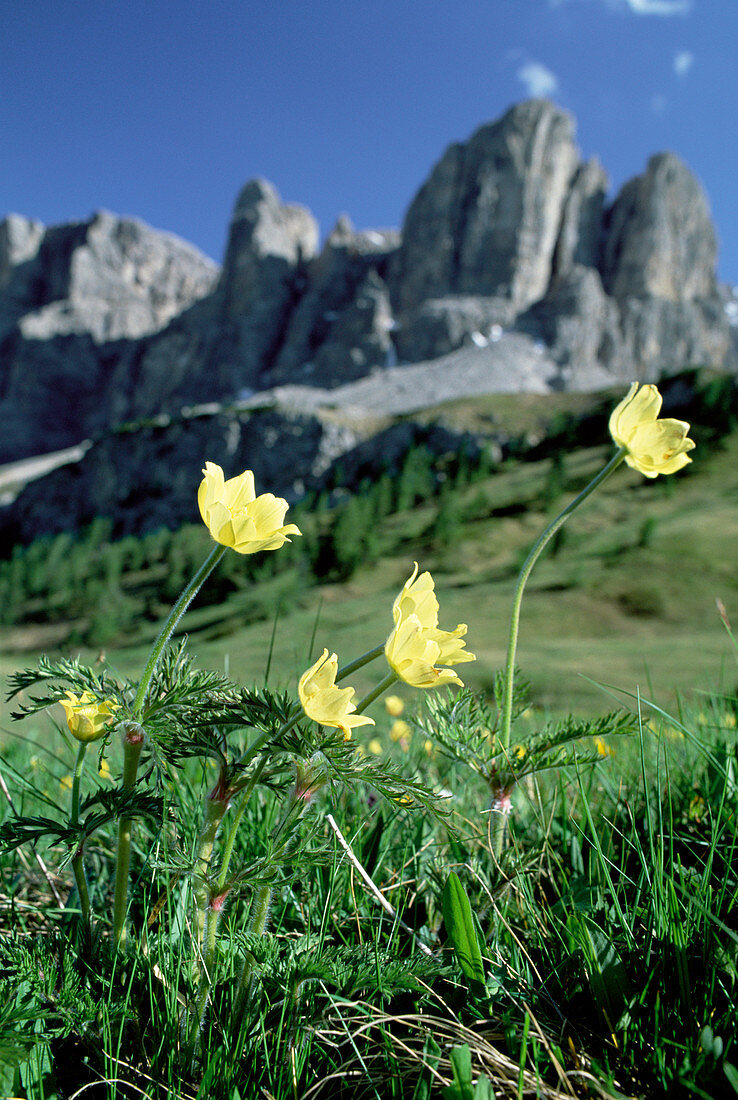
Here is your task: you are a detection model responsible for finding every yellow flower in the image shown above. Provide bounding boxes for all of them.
[384,563,475,689]
[594,737,614,758]
[60,774,73,791]
[390,719,411,742]
[689,794,706,823]
[384,694,405,717]
[513,745,526,761]
[368,739,383,756]
[198,462,301,554]
[609,383,695,478]
[59,691,119,743]
[298,649,375,740]
[98,758,112,781]
[423,739,434,756]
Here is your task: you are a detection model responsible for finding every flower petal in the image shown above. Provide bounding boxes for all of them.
[609,383,695,477]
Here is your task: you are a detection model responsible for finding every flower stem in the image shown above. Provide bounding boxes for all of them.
[233,884,272,1019]
[70,742,91,921]
[355,671,399,714]
[337,644,385,681]
[133,544,226,718]
[499,446,627,756]
[112,544,225,949]
[188,895,225,1062]
[192,792,231,960]
[215,758,268,895]
[112,722,145,948]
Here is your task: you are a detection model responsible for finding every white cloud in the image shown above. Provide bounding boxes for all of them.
[626,0,692,12]
[549,0,693,13]
[516,61,559,98]
[673,50,694,76]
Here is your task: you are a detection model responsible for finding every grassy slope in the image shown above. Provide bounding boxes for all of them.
[3,400,733,726]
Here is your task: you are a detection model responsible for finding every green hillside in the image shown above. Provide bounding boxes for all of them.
[1,372,736,719]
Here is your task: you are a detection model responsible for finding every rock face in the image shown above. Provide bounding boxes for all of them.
[217,179,319,389]
[1,210,218,344]
[267,216,399,386]
[602,153,717,302]
[390,100,580,316]
[0,98,734,541]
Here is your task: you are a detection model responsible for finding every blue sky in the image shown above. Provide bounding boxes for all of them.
[2,0,736,282]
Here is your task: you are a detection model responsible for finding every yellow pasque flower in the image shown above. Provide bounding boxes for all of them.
[384,694,405,717]
[298,649,375,740]
[198,462,301,554]
[59,691,119,743]
[390,719,411,742]
[384,563,475,689]
[368,739,383,756]
[609,383,695,478]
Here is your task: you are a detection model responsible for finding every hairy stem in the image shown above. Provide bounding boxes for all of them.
[112,723,145,948]
[355,670,399,714]
[70,741,91,921]
[133,544,225,718]
[233,884,272,1020]
[498,447,626,757]
[336,643,385,682]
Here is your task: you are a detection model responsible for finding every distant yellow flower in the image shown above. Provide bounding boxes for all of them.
[60,774,73,791]
[298,649,375,740]
[98,758,112,781]
[368,739,383,756]
[390,719,411,742]
[423,739,434,756]
[59,691,119,743]
[384,563,475,689]
[689,794,706,823]
[198,462,301,554]
[594,737,614,758]
[513,745,526,761]
[609,383,695,478]
[384,695,405,717]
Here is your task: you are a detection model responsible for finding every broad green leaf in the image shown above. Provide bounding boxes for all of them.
[442,1044,474,1100]
[442,872,486,988]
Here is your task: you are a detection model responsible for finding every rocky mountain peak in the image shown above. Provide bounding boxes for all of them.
[0,99,734,542]
[1,210,218,345]
[602,152,718,303]
[389,99,580,317]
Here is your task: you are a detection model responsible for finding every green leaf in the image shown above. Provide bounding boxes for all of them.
[442,1044,474,1100]
[412,1034,441,1100]
[567,913,631,1026]
[724,1062,738,1095]
[442,872,486,988]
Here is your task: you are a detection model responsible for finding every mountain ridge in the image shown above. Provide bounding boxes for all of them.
[1,98,734,543]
